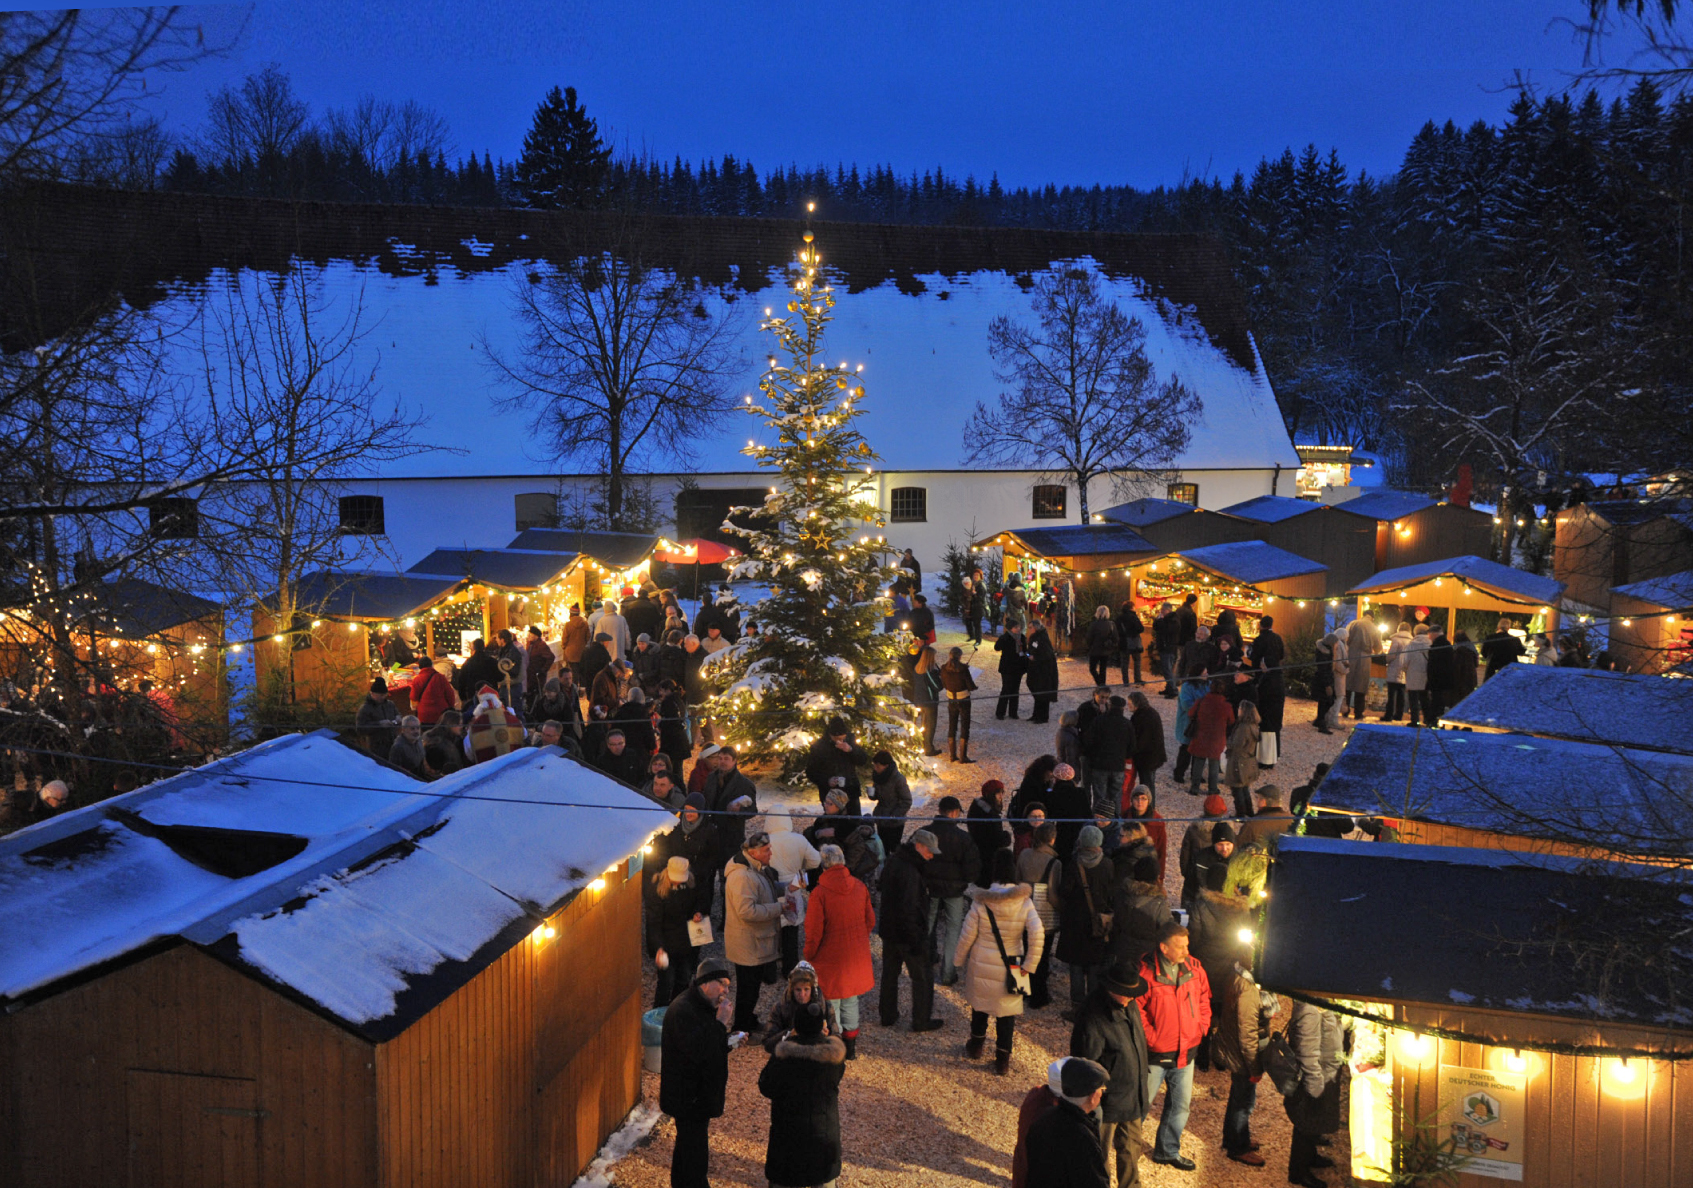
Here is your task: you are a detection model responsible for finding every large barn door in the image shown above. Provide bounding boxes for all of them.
[125,1069,262,1188]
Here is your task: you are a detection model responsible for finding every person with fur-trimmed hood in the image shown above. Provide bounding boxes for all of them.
[955,849,1046,1076]
[761,961,841,1053]
[758,1001,847,1188]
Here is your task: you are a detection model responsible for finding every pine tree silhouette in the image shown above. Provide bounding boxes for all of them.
[513,85,611,209]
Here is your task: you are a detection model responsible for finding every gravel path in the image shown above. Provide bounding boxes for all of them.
[611,620,1354,1188]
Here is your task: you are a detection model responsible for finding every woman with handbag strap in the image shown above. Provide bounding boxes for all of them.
[954,849,1045,1076]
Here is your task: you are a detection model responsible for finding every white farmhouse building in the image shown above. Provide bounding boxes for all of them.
[20,189,1299,581]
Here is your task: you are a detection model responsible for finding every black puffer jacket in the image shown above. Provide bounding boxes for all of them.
[759,1033,848,1187]
[1025,1097,1111,1188]
[921,818,981,899]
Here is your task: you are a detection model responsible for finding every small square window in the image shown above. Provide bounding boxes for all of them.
[339,495,386,535]
[1031,485,1067,519]
[514,492,559,531]
[148,497,198,539]
[890,487,927,523]
[1167,482,1199,506]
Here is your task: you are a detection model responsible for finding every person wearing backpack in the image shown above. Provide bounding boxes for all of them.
[1283,999,1354,1187]
[1211,935,1280,1167]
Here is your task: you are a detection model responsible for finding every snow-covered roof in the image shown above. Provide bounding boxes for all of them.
[93,577,222,636]
[1331,489,1439,522]
[36,189,1298,479]
[1312,723,1693,859]
[1260,837,1693,1030]
[1346,555,1564,608]
[1441,664,1693,755]
[1171,541,1326,585]
[1613,568,1693,611]
[292,570,465,621]
[220,748,665,1038]
[1097,497,1203,528]
[996,524,1156,560]
[408,547,578,590]
[1219,494,1323,524]
[507,528,659,569]
[1577,497,1693,529]
[0,733,432,1004]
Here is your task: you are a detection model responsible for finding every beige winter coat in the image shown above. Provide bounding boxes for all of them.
[1225,702,1260,790]
[724,856,783,966]
[953,883,1045,1018]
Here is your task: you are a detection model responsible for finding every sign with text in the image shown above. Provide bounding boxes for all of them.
[1439,1064,1526,1180]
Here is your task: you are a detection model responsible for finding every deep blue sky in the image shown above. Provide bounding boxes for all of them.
[145,1,1615,189]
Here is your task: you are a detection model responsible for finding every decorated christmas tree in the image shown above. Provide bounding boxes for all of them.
[701,228,931,781]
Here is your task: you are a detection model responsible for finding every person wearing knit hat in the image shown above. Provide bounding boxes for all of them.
[758,1000,847,1188]
[1180,794,1233,908]
[1024,1057,1111,1188]
[646,850,705,1007]
[1043,760,1092,860]
[1056,824,1115,1016]
[1193,822,1237,895]
[967,778,1010,889]
[660,954,735,1188]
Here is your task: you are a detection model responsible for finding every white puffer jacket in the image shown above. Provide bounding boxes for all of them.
[953,883,1045,1018]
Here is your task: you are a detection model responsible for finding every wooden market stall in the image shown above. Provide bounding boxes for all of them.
[0,577,229,747]
[1439,664,1693,754]
[1096,497,1249,552]
[1259,836,1693,1188]
[1220,495,1380,597]
[1553,497,1693,614]
[989,523,1158,575]
[506,527,662,602]
[1128,540,1329,643]
[252,570,464,718]
[1606,569,1693,674]
[1309,721,1692,864]
[0,736,663,1188]
[1345,555,1565,648]
[1329,490,1496,573]
[408,546,591,640]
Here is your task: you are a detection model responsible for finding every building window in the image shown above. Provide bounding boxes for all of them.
[1032,485,1067,519]
[889,487,927,523]
[148,497,198,539]
[514,492,559,531]
[338,495,385,535]
[1167,482,1199,506]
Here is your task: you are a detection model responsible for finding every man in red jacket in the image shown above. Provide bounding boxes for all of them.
[1137,921,1211,1171]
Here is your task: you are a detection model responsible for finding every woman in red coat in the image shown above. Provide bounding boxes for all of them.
[410,658,457,726]
[802,844,876,1059]
[1186,680,1235,798]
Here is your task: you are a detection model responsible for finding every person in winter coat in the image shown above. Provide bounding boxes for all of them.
[724,832,784,1033]
[523,625,554,703]
[803,845,876,1058]
[1192,822,1238,894]
[1403,622,1433,726]
[1223,699,1261,819]
[1481,617,1527,680]
[388,715,428,776]
[1188,681,1235,797]
[1026,622,1061,723]
[961,576,986,645]
[1284,999,1354,1187]
[559,605,591,680]
[901,638,942,755]
[908,592,937,644]
[996,621,1029,719]
[702,745,759,858]
[355,679,401,757]
[1010,755,1058,847]
[1172,653,1208,782]
[1057,825,1115,1009]
[765,814,822,974]
[1012,1063,1063,1188]
[1237,784,1296,850]
[1344,614,1377,718]
[660,961,734,1188]
[409,657,457,726]
[967,780,1011,887]
[1003,574,1030,629]
[1454,630,1481,699]
[955,850,1046,1075]
[1124,786,1167,878]
[1085,604,1119,689]
[761,961,840,1053]
[1212,944,1278,1167]
[1312,630,1347,734]
[1153,602,1182,696]
[805,718,868,816]
[938,646,979,764]
[1246,617,1286,769]
[1126,692,1166,795]
[1174,594,1200,673]
[1116,601,1146,686]
[594,598,631,663]
[1044,764,1090,863]
[1382,622,1413,722]
[629,633,663,695]
[655,682,690,770]
[533,674,584,739]
[647,855,710,1007]
[1081,696,1133,815]
[758,1002,848,1188]
[1025,1058,1112,1188]
[1015,821,1064,1008]
[1188,886,1253,1013]
[1179,795,1232,906]
[805,791,880,888]
[865,750,913,858]
[1110,854,1169,969]
[1075,684,1111,752]
[1070,960,1152,1188]
[579,632,614,696]
[924,798,981,985]
[1055,710,1082,772]
[1424,629,1458,721]
[878,830,943,1031]
[1138,922,1212,1170]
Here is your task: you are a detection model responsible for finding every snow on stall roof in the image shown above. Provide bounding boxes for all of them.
[1312,723,1693,858]
[0,734,429,1002]
[1174,541,1326,584]
[1441,664,1693,755]
[224,748,665,1035]
[1218,494,1323,524]
[291,570,465,620]
[407,547,578,590]
[507,528,658,569]
[1331,489,1438,522]
[1260,837,1693,1029]
[1613,568,1693,611]
[1097,497,1202,528]
[1346,555,1564,606]
[998,523,1156,558]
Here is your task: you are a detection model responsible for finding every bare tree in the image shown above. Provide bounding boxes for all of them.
[1571,1,1693,91]
[481,220,741,530]
[200,63,311,167]
[0,7,230,183]
[324,95,451,173]
[962,265,1201,523]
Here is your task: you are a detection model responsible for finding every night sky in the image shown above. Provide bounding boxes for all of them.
[143,1,1625,189]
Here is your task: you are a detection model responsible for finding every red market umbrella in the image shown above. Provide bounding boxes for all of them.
[655,539,738,565]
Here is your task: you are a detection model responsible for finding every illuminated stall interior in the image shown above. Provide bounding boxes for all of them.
[1129,541,1328,641]
[1260,837,1693,1187]
[1606,570,1693,675]
[1345,555,1564,649]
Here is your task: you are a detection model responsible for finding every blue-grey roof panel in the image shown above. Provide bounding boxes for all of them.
[1613,568,1693,610]
[1219,495,1324,524]
[408,547,577,590]
[1441,664,1693,755]
[1347,555,1564,606]
[1331,490,1438,521]
[293,571,463,620]
[1098,497,1201,527]
[1002,524,1156,557]
[1176,541,1327,584]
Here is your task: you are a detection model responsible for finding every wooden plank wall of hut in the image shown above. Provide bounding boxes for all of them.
[1394,1003,1693,1187]
[374,855,644,1188]
[0,946,377,1188]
